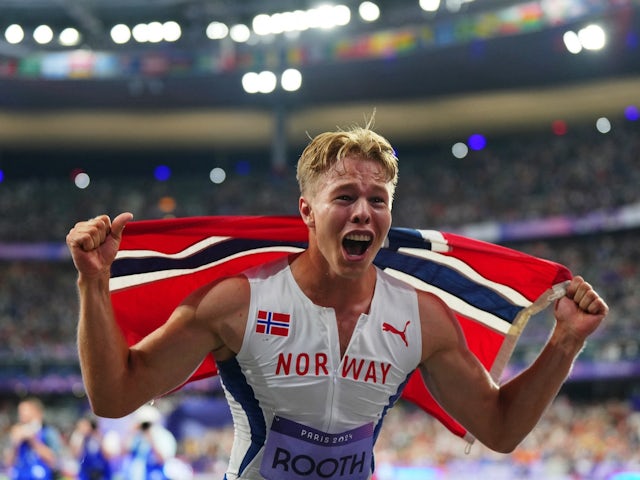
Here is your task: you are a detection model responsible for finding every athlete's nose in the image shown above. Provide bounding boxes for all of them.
[351,199,371,224]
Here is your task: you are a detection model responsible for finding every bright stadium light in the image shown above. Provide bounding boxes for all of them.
[281,68,302,91]
[242,72,260,94]
[111,24,131,44]
[163,21,181,42]
[74,172,91,189]
[565,24,606,53]
[132,23,150,42]
[333,5,351,26]
[252,14,272,35]
[230,24,251,43]
[419,0,441,12]
[451,142,468,159]
[147,22,164,43]
[596,117,611,134]
[311,4,351,29]
[257,70,277,93]
[563,30,582,54]
[206,21,229,40]
[359,2,380,22]
[59,27,81,46]
[5,24,25,44]
[209,167,227,184]
[579,24,606,50]
[33,24,54,44]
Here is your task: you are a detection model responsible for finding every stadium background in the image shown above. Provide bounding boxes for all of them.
[0,0,639,478]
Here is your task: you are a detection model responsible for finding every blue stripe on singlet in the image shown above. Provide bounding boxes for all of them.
[371,370,413,473]
[216,356,266,477]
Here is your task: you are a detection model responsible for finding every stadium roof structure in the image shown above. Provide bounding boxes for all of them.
[0,0,638,149]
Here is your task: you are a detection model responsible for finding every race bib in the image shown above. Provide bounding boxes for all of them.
[260,416,373,480]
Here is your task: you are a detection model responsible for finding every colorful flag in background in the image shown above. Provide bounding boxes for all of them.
[109,215,571,442]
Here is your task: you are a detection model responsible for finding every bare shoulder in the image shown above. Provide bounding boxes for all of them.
[183,275,251,359]
[415,289,467,361]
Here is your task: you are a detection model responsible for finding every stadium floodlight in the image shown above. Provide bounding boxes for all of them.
[564,24,606,53]
[59,27,81,46]
[132,23,150,43]
[147,22,164,43]
[242,72,260,93]
[359,2,380,22]
[206,22,229,40]
[230,24,251,43]
[578,24,606,50]
[596,117,611,134]
[451,142,468,159]
[111,24,131,44]
[252,14,272,36]
[563,30,582,54]
[257,70,277,93]
[163,21,181,42]
[5,24,25,44]
[419,0,441,12]
[281,68,302,91]
[33,24,54,44]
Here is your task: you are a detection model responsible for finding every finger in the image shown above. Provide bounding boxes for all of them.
[564,275,584,298]
[576,287,597,312]
[570,279,609,316]
[67,215,111,252]
[585,296,609,316]
[84,216,111,250]
[573,280,593,306]
[110,212,134,241]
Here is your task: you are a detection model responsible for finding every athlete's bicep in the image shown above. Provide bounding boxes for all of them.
[193,275,250,360]
[129,276,249,399]
[127,302,218,399]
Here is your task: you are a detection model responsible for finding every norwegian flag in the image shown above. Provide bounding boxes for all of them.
[109,215,571,442]
[256,310,291,337]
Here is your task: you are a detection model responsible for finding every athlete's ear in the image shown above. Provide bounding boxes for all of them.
[299,196,314,228]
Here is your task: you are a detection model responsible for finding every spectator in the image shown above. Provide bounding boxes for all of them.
[5,397,63,480]
[69,415,113,480]
[121,405,177,480]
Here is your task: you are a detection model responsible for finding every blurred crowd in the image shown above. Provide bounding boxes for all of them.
[0,397,187,480]
[0,394,638,479]
[0,117,638,477]
[0,117,638,241]
[0,118,638,368]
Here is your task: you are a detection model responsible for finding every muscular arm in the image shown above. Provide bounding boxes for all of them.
[68,213,248,417]
[419,276,608,453]
[76,276,220,416]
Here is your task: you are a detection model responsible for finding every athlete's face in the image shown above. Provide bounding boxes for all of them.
[300,154,393,278]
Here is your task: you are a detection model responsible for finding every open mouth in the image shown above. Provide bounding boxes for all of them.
[343,233,373,257]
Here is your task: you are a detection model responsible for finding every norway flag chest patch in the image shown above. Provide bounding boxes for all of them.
[256,310,291,337]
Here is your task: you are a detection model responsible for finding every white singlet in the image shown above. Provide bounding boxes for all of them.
[217,257,422,480]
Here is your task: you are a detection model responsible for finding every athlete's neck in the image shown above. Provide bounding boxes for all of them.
[289,251,377,311]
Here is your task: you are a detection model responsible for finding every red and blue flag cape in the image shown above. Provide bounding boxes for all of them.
[109,215,571,442]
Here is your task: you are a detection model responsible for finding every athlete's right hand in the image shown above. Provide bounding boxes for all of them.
[66,212,133,278]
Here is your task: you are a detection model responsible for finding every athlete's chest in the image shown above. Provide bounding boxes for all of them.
[232,264,422,432]
[244,291,417,388]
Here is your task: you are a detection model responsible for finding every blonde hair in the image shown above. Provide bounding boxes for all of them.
[296,123,399,201]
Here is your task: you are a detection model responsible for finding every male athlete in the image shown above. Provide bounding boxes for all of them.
[67,125,608,479]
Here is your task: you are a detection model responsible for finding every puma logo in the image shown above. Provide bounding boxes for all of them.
[382,320,410,347]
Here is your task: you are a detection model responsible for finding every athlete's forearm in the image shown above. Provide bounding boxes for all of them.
[76,273,134,417]
[494,327,584,451]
